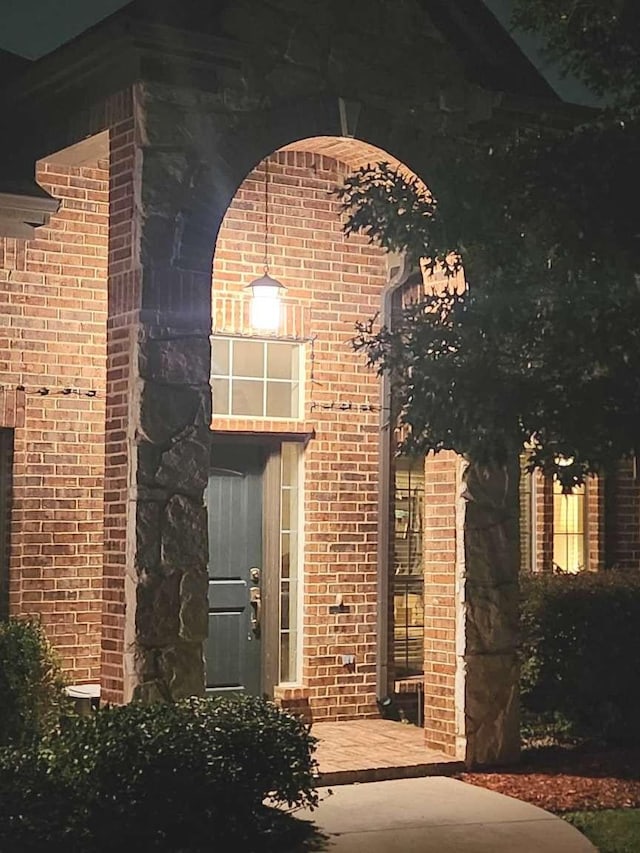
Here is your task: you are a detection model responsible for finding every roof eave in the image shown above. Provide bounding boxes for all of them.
[0,188,60,239]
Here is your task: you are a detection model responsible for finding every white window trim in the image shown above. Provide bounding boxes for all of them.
[210,335,304,421]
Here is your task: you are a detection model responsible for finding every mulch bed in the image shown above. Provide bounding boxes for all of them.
[458,747,640,813]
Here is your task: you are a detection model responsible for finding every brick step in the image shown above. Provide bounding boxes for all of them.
[317,758,464,787]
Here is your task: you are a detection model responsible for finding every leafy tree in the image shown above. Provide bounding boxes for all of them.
[337,3,640,489]
[511,0,640,109]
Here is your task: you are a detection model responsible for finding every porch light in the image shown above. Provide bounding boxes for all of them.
[247,156,286,332]
[246,272,286,331]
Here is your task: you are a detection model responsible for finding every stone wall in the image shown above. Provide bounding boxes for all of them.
[462,461,520,767]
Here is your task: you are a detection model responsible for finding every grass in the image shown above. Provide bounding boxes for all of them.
[564,809,640,853]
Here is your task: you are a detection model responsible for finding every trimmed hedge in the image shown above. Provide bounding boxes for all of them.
[0,695,318,852]
[520,570,640,741]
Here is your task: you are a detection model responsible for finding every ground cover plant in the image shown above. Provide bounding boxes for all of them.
[564,810,640,853]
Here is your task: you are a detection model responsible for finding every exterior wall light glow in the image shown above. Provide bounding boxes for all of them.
[246,272,285,331]
[247,156,286,332]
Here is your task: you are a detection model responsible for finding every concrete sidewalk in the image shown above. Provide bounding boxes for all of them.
[290,777,596,852]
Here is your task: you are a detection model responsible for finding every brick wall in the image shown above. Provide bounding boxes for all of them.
[422,451,459,753]
[605,460,640,569]
[0,156,108,682]
[212,150,389,720]
[101,116,140,703]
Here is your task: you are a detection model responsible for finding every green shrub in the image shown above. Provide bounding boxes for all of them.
[0,745,84,851]
[0,695,318,852]
[0,617,69,748]
[520,570,640,742]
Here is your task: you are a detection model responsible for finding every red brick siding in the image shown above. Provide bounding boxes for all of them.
[0,158,108,682]
[212,150,389,721]
[605,460,640,569]
[422,452,459,752]
[101,118,140,703]
[586,475,604,570]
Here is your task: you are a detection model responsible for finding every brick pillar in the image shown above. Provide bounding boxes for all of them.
[423,452,459,755]
[102,92,212,703]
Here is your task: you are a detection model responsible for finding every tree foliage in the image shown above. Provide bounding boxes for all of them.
[512,0,640,109]
[337,7,640,488]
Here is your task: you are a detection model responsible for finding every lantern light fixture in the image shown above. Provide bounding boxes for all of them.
[246,157,286,331]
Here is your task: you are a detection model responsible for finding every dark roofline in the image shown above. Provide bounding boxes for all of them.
[0,4,243,109]
[423,0,559,101]
[0,0,585,176]
[3,0,558,107]
[0,48,33,83]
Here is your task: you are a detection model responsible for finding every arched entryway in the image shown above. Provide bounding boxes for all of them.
[206,136,465,755]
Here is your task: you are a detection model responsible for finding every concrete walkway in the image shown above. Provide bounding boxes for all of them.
[290,777,596,852]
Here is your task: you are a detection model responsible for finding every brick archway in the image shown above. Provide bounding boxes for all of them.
[100,84,519,763]
[1,0,565,771]
[205,135,519,765]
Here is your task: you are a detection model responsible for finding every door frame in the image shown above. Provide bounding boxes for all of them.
[261,448,280,695]
[210,432,306,697]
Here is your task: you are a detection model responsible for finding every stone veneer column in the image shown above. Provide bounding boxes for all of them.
[460,460,520,767]
[127,311,211,701]
[103,84,214,702]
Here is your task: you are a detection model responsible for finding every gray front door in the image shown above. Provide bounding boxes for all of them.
[206,444,265,696]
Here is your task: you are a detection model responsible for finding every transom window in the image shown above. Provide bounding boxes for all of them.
[211,337,301,419]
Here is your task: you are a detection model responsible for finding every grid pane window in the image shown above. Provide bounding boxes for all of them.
[231,379,262,416]
[211,338,229,374]
[211,337,301,419]
[233,339,263,377]
[393,457,425,678]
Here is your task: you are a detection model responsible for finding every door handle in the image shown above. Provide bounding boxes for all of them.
[250,586,262,636]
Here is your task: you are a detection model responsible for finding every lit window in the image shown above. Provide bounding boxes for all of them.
[552,480,586,573]
[392,457,424,677]
[211,337,301,419]
[520,466,589,573]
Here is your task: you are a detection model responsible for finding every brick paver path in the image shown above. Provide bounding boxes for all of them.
[313,719,463,785]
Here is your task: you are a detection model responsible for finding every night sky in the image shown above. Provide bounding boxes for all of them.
[0,0,598,105]
[0,0,129,59]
